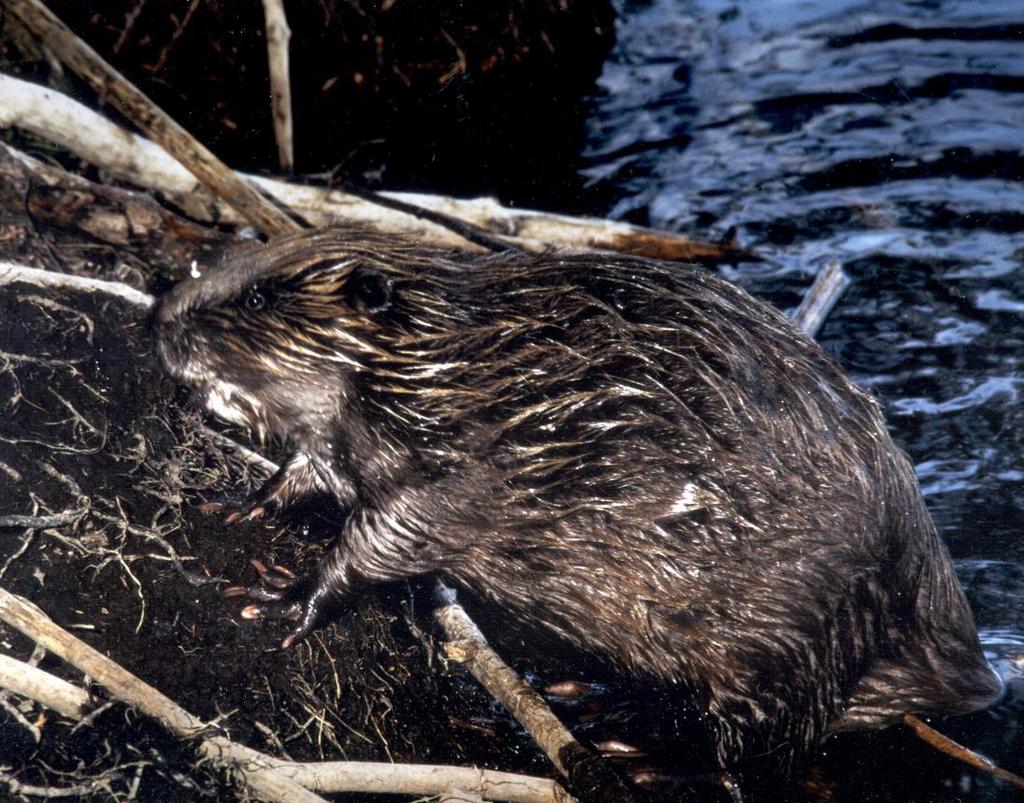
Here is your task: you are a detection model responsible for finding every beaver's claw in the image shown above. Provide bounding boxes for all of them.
[199,493,278,524]
[199,450,333,525]
[224,559,329,648]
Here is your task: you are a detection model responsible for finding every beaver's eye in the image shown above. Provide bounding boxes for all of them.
[350,267,394,313]
[243,288,266,311]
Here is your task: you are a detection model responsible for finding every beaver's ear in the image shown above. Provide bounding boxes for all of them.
[349,267,394,314]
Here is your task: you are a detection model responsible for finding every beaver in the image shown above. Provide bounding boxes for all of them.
[153,226,1000,779]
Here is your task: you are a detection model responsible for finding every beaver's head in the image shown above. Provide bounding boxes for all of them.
[153,228,419,444]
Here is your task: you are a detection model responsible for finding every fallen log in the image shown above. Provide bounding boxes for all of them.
[0,72,749,263]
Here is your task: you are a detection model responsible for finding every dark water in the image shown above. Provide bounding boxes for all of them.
[578,0,1024,797]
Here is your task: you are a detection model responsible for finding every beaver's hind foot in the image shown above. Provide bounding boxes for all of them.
[225,558,338,648]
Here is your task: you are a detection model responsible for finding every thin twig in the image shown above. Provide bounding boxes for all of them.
[338,183,521,254]
[150,0,199,75]
[201,427,279,476]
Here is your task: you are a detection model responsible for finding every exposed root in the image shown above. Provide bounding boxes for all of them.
[0,769,111,799]
[0,510,84,529]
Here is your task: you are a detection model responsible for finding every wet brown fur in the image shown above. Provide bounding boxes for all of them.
[154,226,1000,777]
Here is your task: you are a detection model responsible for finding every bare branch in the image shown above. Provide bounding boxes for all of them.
[0,652,90,719]
[2,0,299,236]
[0,261,154,309]
[902,714,1024,791]
[256,761,571,803]
[790,261,849,338]
[436,585,632,802]
[0,74,746,263]
[261,0,294,172]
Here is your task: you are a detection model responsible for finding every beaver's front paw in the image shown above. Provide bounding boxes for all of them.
[200,450,337,524]
[199,473,301,523]
[224,559,331,648]
[199,498,268,523]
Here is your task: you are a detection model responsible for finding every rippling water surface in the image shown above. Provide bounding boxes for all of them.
[579,1,1024,797]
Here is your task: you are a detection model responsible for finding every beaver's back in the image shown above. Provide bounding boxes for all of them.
[394,253,1001,770]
